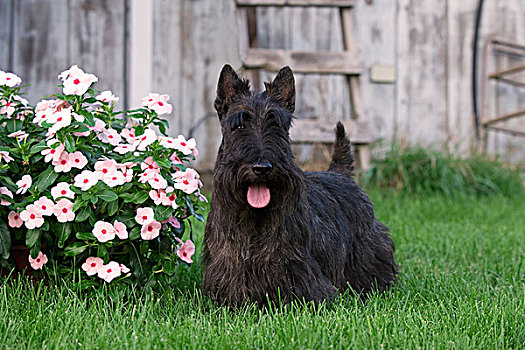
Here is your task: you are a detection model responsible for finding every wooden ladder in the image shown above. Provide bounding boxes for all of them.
[236,0,372,169]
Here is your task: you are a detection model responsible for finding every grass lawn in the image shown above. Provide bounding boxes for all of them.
[1,191,524,349]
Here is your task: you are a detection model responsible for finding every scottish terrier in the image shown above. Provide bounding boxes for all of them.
[203,65,397,306]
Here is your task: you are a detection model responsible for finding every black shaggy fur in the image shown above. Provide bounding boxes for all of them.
[203,65,397,306]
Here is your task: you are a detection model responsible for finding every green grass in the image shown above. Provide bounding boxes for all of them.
[1,192,524,349]
[362,144,524,197]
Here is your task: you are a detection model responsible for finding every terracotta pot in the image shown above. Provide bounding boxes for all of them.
[1,243,44,280]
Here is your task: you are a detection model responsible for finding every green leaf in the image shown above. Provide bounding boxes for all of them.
[64,134,76,153]
[64,242,88,256]
[74,124,90,133]
[29,240,41,259]
[132,191,149,204]
[73,198,88,212]
[35,165,59,192]
[163,259,177,276]
[75,205,93,222]
[107,199,119,216]
[134,125,145,136]
[26,228,41,249]
[98,190,118,202]
[97,244,109,262]
[119,193,135,203]
[57,223,72,248]
[29,141,48,156]
[76,231,95,241]
[125,243,146,278]
[129,226,141,240]
[0,221,11,260]
[90,195,98,205]
[154,205,173,222]
[6,119,23,134]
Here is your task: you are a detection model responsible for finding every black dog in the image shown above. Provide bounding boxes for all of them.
[203,65,397,306]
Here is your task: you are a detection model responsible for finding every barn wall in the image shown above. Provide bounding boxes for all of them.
[0,0,524,169]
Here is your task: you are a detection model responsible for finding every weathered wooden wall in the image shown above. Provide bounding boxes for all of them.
[1,0,524,169]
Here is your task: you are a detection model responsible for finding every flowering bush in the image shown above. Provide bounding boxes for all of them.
[0,66,205,287]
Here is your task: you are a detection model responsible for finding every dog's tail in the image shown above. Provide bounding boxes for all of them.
[328,122,355,177]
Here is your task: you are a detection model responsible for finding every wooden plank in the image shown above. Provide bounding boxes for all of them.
[12,0,69,104]
[489,64,525,78]
[485,125,525,137]
[69,0,128,106]
[243,48,362,74]
[289,119,372,144]
[128,0,153,108]
[237,0,354,8]
[483,109,525,126]
[0,0,12,70]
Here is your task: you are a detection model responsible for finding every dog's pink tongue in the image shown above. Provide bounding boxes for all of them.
[247,184,271,208]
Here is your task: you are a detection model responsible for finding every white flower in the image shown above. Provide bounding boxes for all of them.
[74,170,100,191]
[97,128,121,146]
[0,151,13,163]
[0,71,22,87]
[82,257,104,276]
[173,168,201,194]
[51,182,75,200]
[96,90,119,104]
[52,152,72,173]
[20,204,44,229]
[34,197,55,216]
[114,143,136,154]
[134,128,158,151]
[59,65,98,96]
[174,135,197,156]
[16,175,32,194]
[93,221,116,243]
[97,261,121,283]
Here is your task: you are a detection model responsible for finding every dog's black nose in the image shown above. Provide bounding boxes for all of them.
[252,160,273,176]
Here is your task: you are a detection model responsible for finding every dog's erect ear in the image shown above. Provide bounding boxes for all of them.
[264,66,295,113]
[214,64,250,119]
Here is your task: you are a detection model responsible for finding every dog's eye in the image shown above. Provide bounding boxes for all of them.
[230,111,249,132]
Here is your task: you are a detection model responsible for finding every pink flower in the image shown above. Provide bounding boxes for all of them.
[8,130,29,141]
[97,261,121,282]
[13,95,28,106]
[0,71,22,87]
[69,151,88,169]
[8,211,23,228]
[114,220,128,240]
[74,170,100,191]
[119,263,130,274]
[0,187,13,206]
[47,108,72,134]
[35,99,56,113]
[173,168,201,194]
[135,207,154,225]
[0,99,15,117]
[53,198,75,222]
[170,152,182,165]
[96,90,119,104]
[160,137,176,149]
[16,175,32,194]
[149,189,163,205]
[168,216,181,229]
[114,143,136,154]
[142,93,173,115]
[33,107,53,126]
[103,170,126,188]
[148,173,168,190]
[60,65,98,96]
[95,159,118,178]
[41,139,64,163]
[174,135,197,156]
[34,197,55,216]
[138,170,156,184]
[177,240,195,264]
[141,220,161,240]
[134,128,158,151]
[20,205,44,229]
[53,151,72,173]
[88,118,106,133]
[81,257,104,276]
[141,157,160,173]
[51,182,75,200]
[161,187,178,209]
[0,151,13,163]
[120,128,137,144]
[98,128,122,146]
[93,221,116,243]
[28,251,48,270]
[122,169,134,183]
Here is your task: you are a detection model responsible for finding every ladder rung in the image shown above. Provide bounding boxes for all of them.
[242,48,363,75]
[236,0,354,7]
